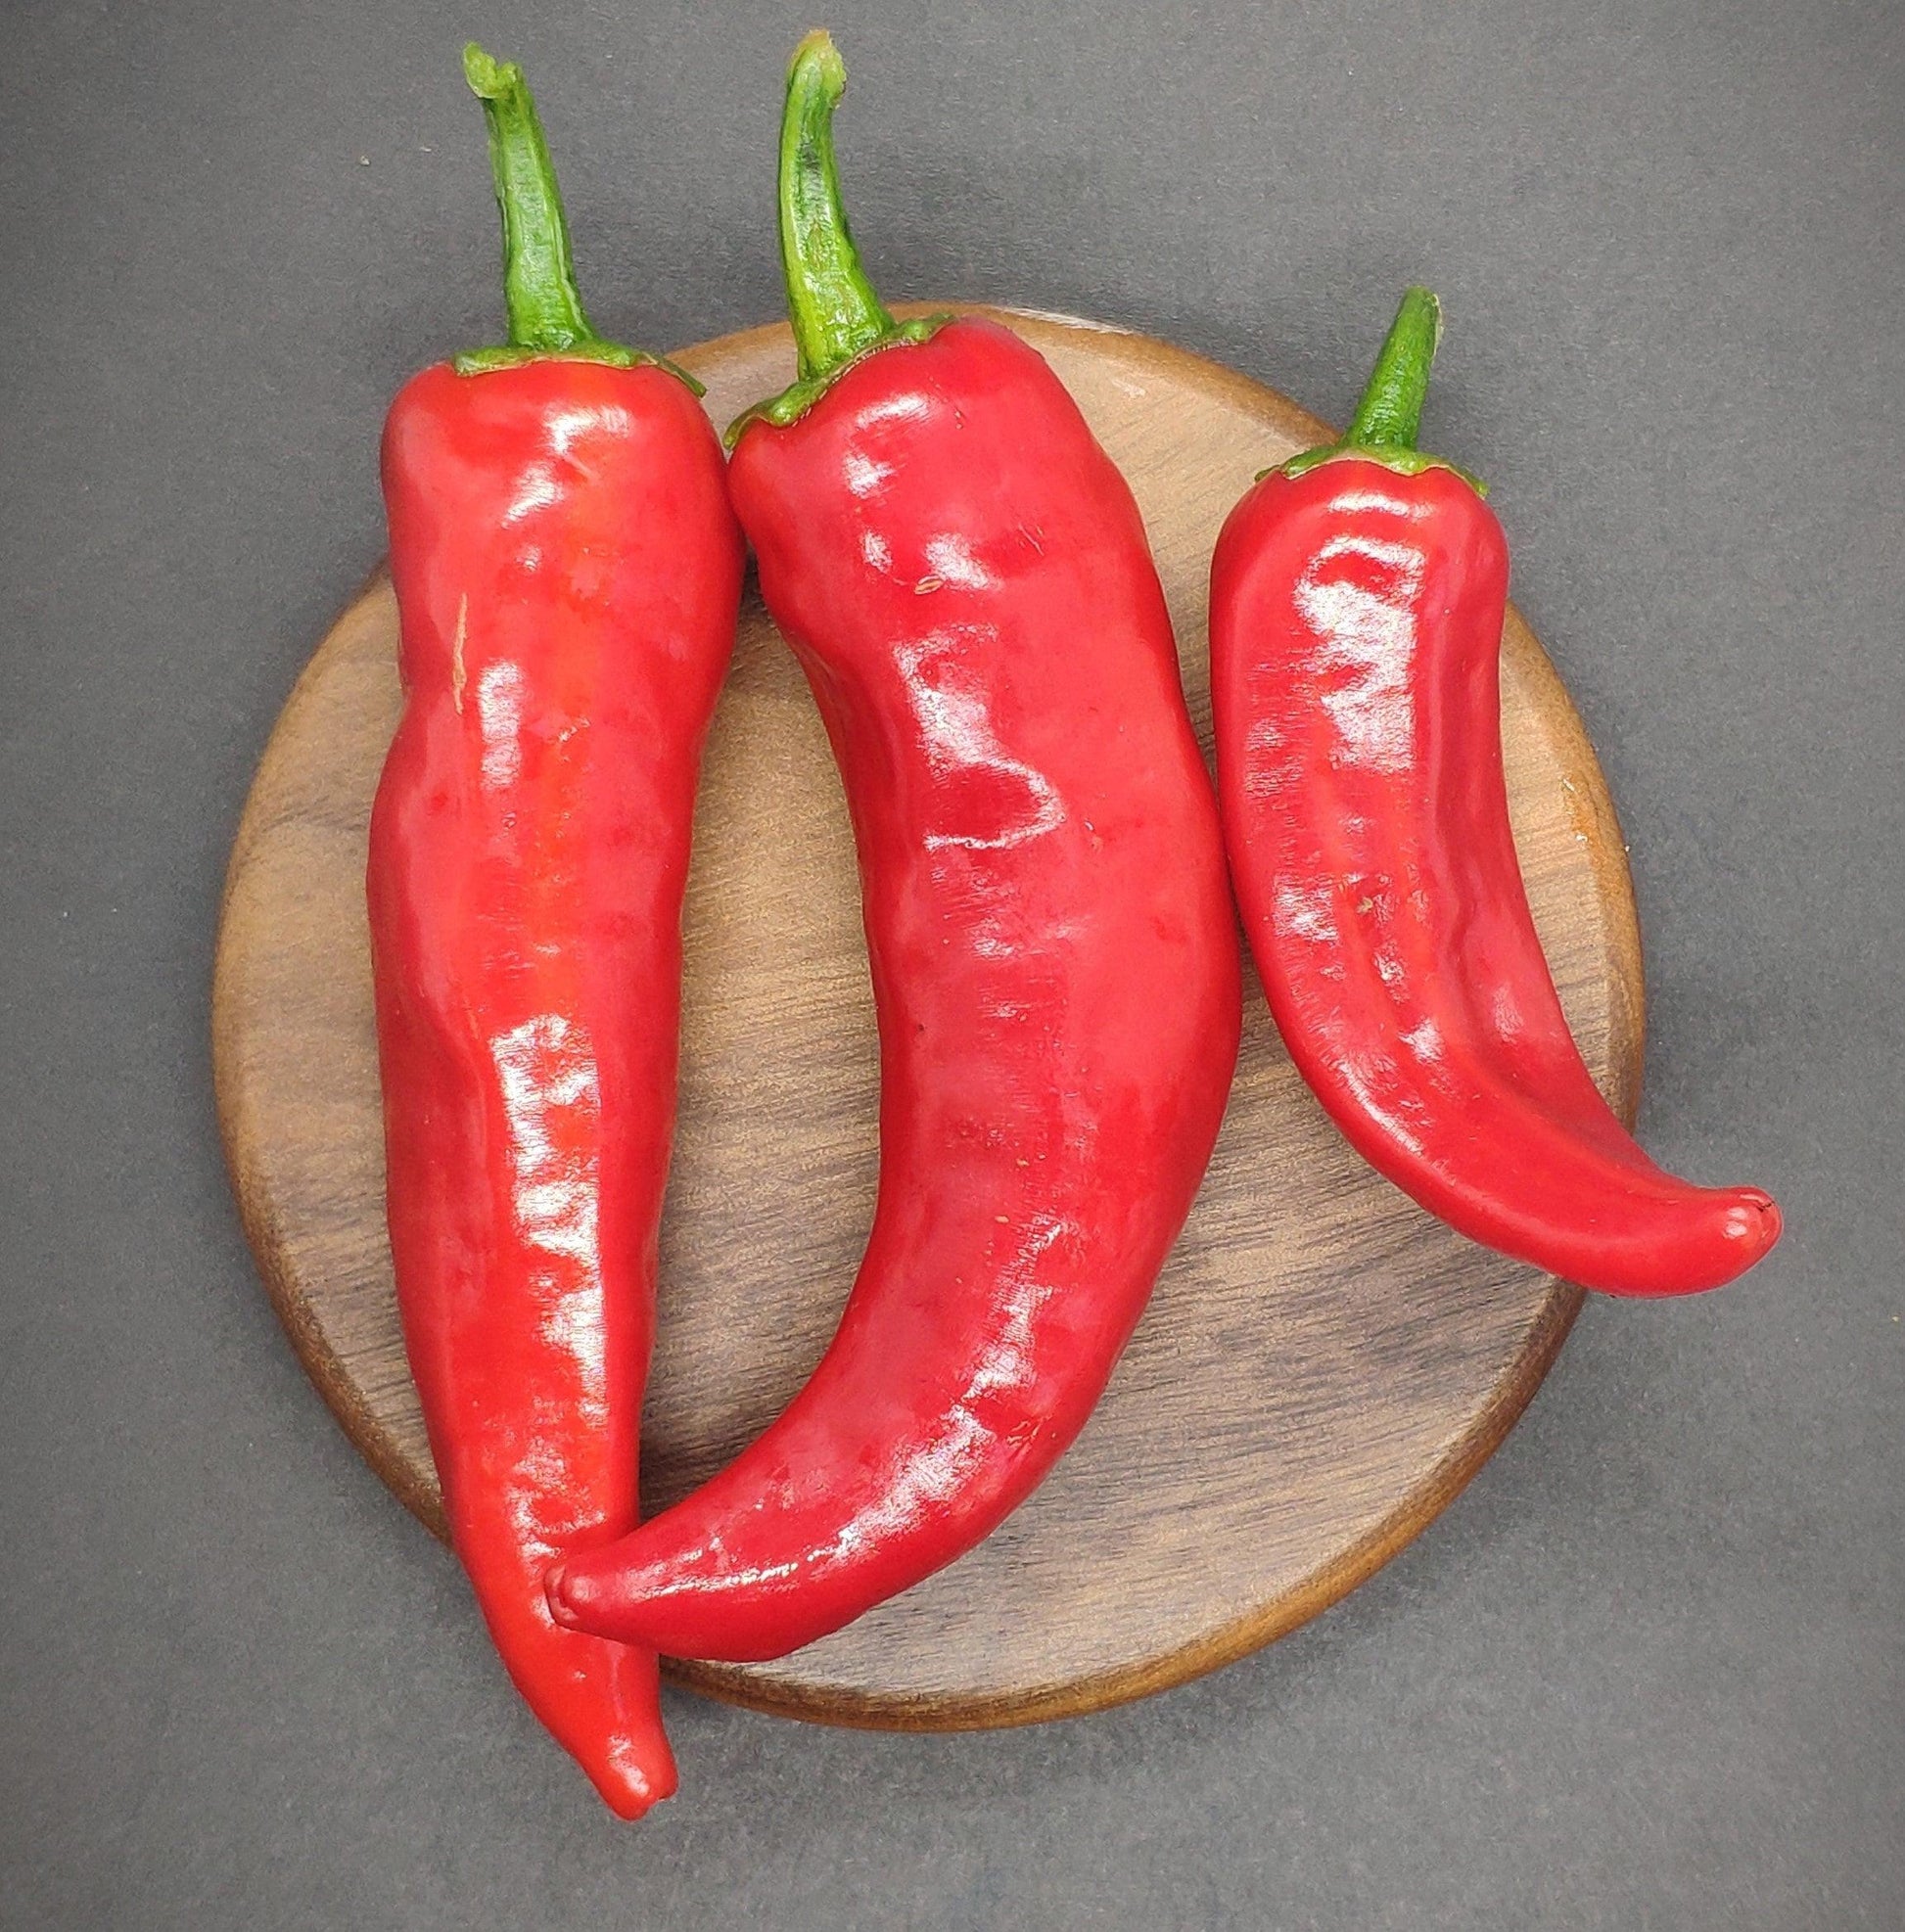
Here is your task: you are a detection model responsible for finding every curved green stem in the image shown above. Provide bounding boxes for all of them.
[729,31,945,440]
[465,43,596,354]
[1344,285,1440,451]
[1280,286,1482,492]
[454,44,699,388]
[780,31,894,381]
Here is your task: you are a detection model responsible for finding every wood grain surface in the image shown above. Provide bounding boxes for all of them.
[212,305,1644,1730]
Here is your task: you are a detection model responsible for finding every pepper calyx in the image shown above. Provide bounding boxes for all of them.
[1269,287,1486,496]
[723,314,950,445]
[451,342,706,392]
[1270,444,1488,494]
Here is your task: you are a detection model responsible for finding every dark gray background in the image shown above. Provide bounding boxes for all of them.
[3,0,1898,1924]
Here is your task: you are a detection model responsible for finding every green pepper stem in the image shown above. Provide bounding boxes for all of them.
[464,41,602,355]
[1344,286,1441,452]
[1278,285,1483,492]
[779,31,895,382]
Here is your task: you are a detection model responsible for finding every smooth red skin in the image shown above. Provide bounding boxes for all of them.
[366,358,742,1814]
[1209,456,1780,1296]
[547,318,1242,1661]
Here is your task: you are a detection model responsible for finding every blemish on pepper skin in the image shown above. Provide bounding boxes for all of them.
[450,593,470,713]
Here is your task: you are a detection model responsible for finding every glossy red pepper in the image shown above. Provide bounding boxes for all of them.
[545,32,1241,1662]
[1209,288,1780,1296]
[365,48,742,1814]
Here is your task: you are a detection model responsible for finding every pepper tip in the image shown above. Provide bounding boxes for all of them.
[462,40,518,103]
[789,27,847,97]
[543,1559,584,1630]
[1728,1188,1783,1261]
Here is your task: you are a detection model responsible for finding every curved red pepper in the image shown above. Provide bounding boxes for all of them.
[545,33,1240,1662]
[1210,288,1780,1296]
[366,48,742,1813]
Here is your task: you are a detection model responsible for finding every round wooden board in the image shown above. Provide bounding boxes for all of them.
[214,304,1643,1731]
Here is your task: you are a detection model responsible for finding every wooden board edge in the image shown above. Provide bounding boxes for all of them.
[663,1279,1589,1730]
[669,300,1336,453]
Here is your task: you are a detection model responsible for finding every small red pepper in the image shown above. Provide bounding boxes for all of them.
[545,32,1241,1662]
[1209,288,1780,1296]
[366,47,742,1814]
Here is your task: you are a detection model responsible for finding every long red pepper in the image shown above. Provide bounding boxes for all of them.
[1209,288,1780,1296]
[366,47,742,1813]
[545,32,1241,1661]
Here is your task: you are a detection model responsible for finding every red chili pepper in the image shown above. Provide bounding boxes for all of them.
[544,32,1241,1662]
[365,47,742,1814]
[1209,288,1780,1296]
